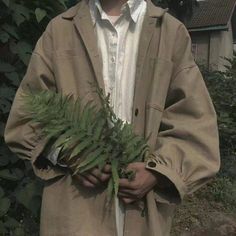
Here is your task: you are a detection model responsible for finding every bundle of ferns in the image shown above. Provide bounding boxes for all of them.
[23,86,149,201]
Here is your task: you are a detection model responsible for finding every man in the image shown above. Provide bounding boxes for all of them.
[4,0,220,235]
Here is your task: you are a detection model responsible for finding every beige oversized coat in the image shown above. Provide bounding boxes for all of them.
[4,0,220,235]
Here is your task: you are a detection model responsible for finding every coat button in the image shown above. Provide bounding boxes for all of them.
[147,161,156,168]
[135,108,139,116]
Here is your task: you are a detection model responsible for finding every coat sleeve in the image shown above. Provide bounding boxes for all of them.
[4,23,67,181]
[146,23,221,204]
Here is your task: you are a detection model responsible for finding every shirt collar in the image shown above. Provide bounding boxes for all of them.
[89,0,146,25]
[126,0,145,23]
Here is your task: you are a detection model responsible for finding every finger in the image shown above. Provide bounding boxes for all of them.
[90,168,110,182]
[118,191,135,198]
[102,164,111,173]
[120,197,136,204]
[125,162,141,170]
[75,175,96,188]
[118,188,137,196]
[98,173,110,182]
[119,178,135,189]
[119,189,145,201]
[81,172,101,185]
[88,168,102,178]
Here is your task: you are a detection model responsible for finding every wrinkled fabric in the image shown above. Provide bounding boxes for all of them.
[4,0,220,235]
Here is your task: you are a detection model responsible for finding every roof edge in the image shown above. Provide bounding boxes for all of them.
[187,0,236,31]
[188,25,229,32]
[228,1,236,24]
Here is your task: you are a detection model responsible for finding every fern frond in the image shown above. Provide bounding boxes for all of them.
[22,85,150,202]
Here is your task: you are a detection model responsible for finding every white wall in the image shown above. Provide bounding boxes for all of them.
[218,22,234,71]
[209,31,221,71]
[190,31,209,67]
[190,23,234,71]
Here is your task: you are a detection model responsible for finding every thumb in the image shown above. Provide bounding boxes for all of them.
[126,162,143,170]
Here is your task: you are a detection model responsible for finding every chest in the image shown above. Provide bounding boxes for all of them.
[95,12,145,122]
[51,15,174,148]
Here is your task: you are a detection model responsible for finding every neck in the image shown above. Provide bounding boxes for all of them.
[99,0,128,16]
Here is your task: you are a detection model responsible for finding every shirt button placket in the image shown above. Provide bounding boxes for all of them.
[108,28,118,112]
[111,57,115,63]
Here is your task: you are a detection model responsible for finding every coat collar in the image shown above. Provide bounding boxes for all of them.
[67,0,105,91]
[89,0,146,25]
[60,0,167,113]
[61,0,167,20]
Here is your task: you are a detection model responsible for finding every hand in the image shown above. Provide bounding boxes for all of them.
[118,162,158,204]
[73,164,111,188]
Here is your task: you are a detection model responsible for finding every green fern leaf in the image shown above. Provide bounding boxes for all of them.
[78,154,108,173]
[77,147,104,169]
[67,137,94,159]
[22,86,150,203]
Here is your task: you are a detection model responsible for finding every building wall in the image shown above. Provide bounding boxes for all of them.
[190,31,209,68]
[209,31,221,71]
[190,22,234,71]
[218,22,234,71]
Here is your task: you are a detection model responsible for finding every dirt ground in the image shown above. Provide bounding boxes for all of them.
[171,195,236,236]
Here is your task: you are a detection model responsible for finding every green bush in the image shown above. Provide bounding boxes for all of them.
[199,58,236,210]
[203,59,236,181]
[0,0,70,235]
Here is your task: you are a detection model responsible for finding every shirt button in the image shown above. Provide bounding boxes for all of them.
[111,57,115,63]
[135,108,139,116]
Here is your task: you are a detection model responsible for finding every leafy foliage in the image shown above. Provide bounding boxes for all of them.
[0,0,70,235]
[23,87,149,201]
[203,58,236,181]
[199,57,236,210]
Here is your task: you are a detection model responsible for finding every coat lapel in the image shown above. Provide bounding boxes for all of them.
[62,0,166,123]
[132,0,166,127]
[134,15,156,84]
[64,0,105,92]
[134,0,166,85]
